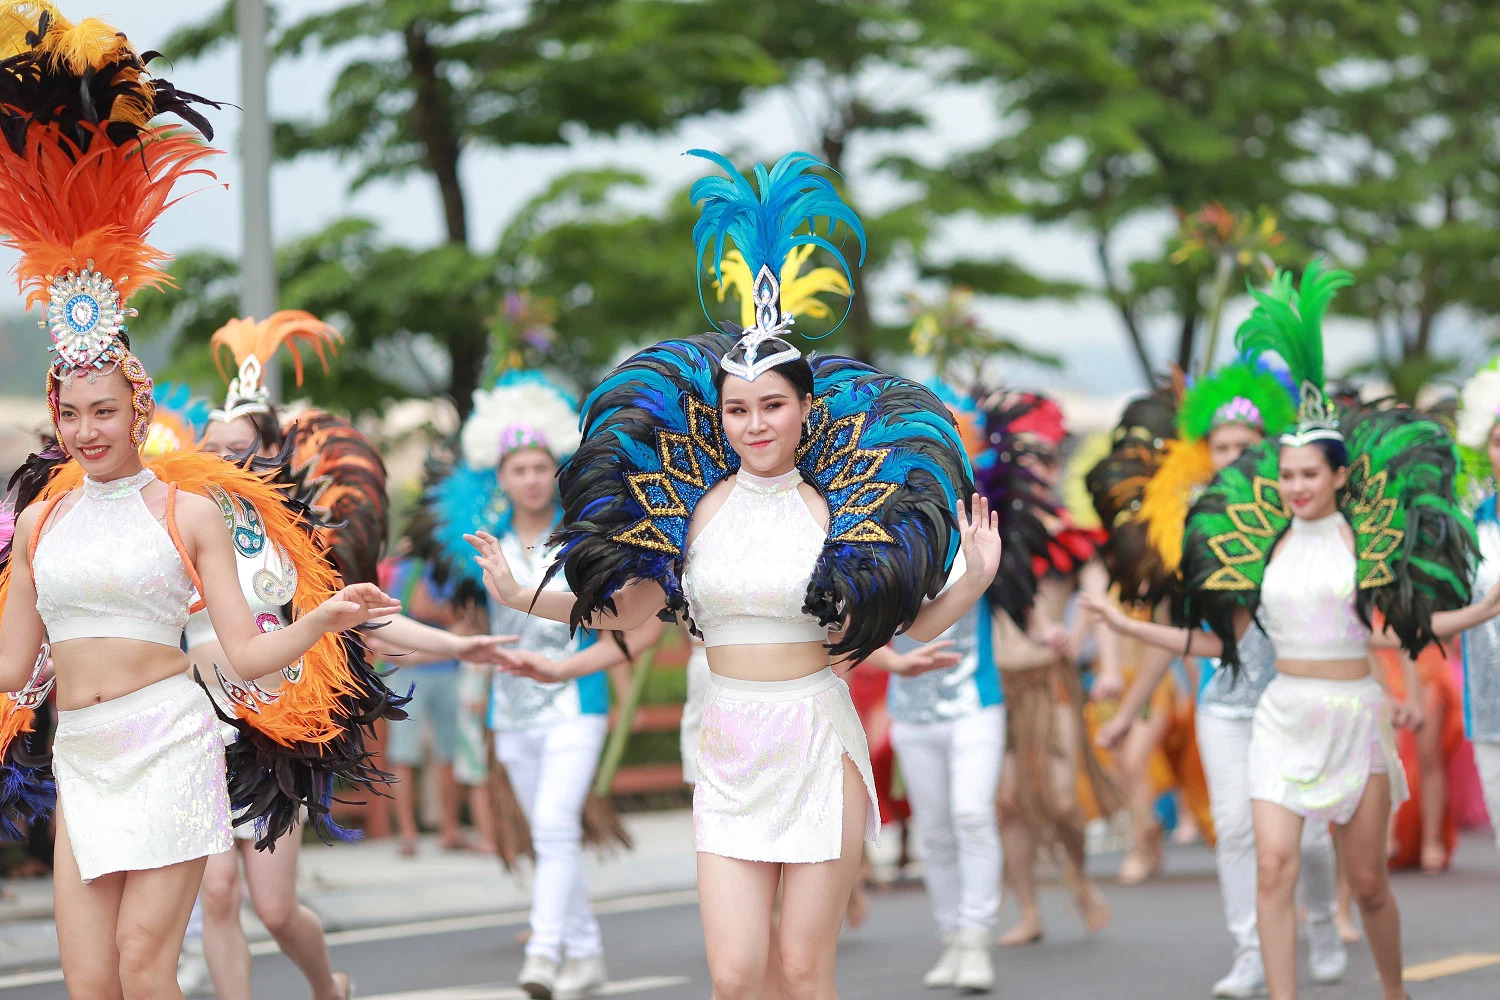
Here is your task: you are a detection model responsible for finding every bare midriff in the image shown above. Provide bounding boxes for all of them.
[51,638,190,711]
[1274,656,1373,682]
[705,640,832,682]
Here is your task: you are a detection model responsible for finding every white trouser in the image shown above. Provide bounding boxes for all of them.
[891,705,1005,934]
[495,714,608,962]
[1473,740,1500,856]
[1197,709,1336,954]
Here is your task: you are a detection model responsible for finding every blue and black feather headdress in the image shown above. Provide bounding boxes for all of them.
[688,149,866,381]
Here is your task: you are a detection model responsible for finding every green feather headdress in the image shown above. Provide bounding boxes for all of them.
[1177,360,1298,443]
[1233,259,1354,447]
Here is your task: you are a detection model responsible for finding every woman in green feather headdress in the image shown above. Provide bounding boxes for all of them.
[1081,260,1500,1000]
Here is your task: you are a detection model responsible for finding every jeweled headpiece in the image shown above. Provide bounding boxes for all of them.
[208,311,342,424]
[0,2,222,450]
[1233,259,1354,448]
[689,149,865,382]
[460,371,580,471]
[1177,359,1297,444]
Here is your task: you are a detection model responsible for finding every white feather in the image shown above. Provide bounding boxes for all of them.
[460,380,581,470]
[1457,365,1500,450]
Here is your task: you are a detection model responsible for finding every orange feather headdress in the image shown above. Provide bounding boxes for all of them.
[0,2,222,446]
[209,311,344,423]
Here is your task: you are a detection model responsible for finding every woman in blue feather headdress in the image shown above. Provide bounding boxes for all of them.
[467,149,1002,998]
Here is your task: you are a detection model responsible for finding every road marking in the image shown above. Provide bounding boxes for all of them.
[1404,952,1500,982]
[0,889,701,992]
[358,976,692,999]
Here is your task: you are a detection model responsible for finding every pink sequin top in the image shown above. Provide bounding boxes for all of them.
[1259,512,1370,660]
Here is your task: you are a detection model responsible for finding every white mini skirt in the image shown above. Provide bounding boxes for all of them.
[53,673,233,882]
[694,667,879,864]
[1249,673,1409,826]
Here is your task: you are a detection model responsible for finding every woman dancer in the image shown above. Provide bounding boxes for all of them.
[1089,360,1346,997]
[986,391,1120,948]
[0,10,401,995]
[1083,261,1487,1000]
[188,314,512,1000]
[469,149,998,1000]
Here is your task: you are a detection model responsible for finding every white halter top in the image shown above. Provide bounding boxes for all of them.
[32,468,198,648]
[682,469,830,647]
[1259,512,1371,660]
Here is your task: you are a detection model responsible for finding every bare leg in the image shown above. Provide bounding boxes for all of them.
[996,750,1043,945]
[776,759,868,1000]
[54,808,127,1000]
[1414,683,1448,873]
[1050,705,1109,933]
[1337,775,1404,999]
[697,853,780,1000]
[242,834,347,1000]
[1116,705,1168,884]
[116,858,209,1000]
[434,762,465,849]
[392,764,419,855]
[467,783,497,853]
[1252,800,1304,1000]
[1332,832,1361,942]
[199,847,252,1000]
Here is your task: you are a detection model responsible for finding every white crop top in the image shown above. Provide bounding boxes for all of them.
[681,469,831,647]
[32,468,199,648]
[1259,512,1371,660]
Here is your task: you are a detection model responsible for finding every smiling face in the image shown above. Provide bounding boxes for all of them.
[1206,422,1264,472]
[497,447,559,518]
[719,371,812,476]
[1278,442,1348,520]
[55,369,148,479]
[201,414,273,460]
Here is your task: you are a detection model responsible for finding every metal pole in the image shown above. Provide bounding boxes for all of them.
[238,0,279,400]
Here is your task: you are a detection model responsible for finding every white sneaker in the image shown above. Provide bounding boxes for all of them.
[555,953,608,998]
[518,953,559,1000]
[1305,917,1348,984]
[176,946,212,997]
[1212,949,1267,998]
[922,931,961,989]
[953,928,995,994]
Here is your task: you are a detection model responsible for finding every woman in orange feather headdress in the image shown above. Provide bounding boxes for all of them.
[0,6,404,995]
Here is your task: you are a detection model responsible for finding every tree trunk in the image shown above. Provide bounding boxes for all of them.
[1175,303,1198,377]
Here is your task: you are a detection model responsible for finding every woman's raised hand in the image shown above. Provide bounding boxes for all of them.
[957,493,1003,582]
[466,531,522,607]
[314,583,404,634]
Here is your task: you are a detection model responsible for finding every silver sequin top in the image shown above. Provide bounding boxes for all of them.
[33,468,196,648]
[1463,513,1500,741]
[1260,513,1370,660]
[887,603,1002,724]
[682,469,830,647]
[1198,622,1277,720]
[487,528,606,732]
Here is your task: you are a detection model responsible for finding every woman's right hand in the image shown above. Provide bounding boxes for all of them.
[892,640,962,677]
[1095,712,1133,752]
[1077,592,1126,632]
[466,531,522,607]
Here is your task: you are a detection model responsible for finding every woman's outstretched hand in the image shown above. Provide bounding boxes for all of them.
[314,583,403,633]
[957,493,1002,583]
[1077,592,1127,633]
[466,531,522,608]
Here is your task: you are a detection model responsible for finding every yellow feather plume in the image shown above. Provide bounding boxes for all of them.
[714,245,851,327]
[1139,439,1216,574]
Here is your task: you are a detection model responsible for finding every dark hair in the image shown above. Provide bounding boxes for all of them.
[712,353,815,403]
[246,407,284,450]
[1281,435,1348,471]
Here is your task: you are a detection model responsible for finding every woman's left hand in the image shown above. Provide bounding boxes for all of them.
[1391,698,1425,731]
[958,493,1002,583]
[314,583,404,634]
[453,634,520,664]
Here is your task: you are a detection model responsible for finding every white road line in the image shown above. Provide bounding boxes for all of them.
[357,976,692,1000]
[0,889,701,992]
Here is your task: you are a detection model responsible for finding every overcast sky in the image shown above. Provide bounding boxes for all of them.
[0,1,1481,405]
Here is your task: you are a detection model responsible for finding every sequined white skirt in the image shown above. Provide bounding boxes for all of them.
[694,667,880,863]
[1248,673,1408,825]
[53,673,233,882]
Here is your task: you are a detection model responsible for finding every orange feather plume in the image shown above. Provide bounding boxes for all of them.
[0,123,219,309]
[212,311,343,389]
[1140,439,1217,575]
